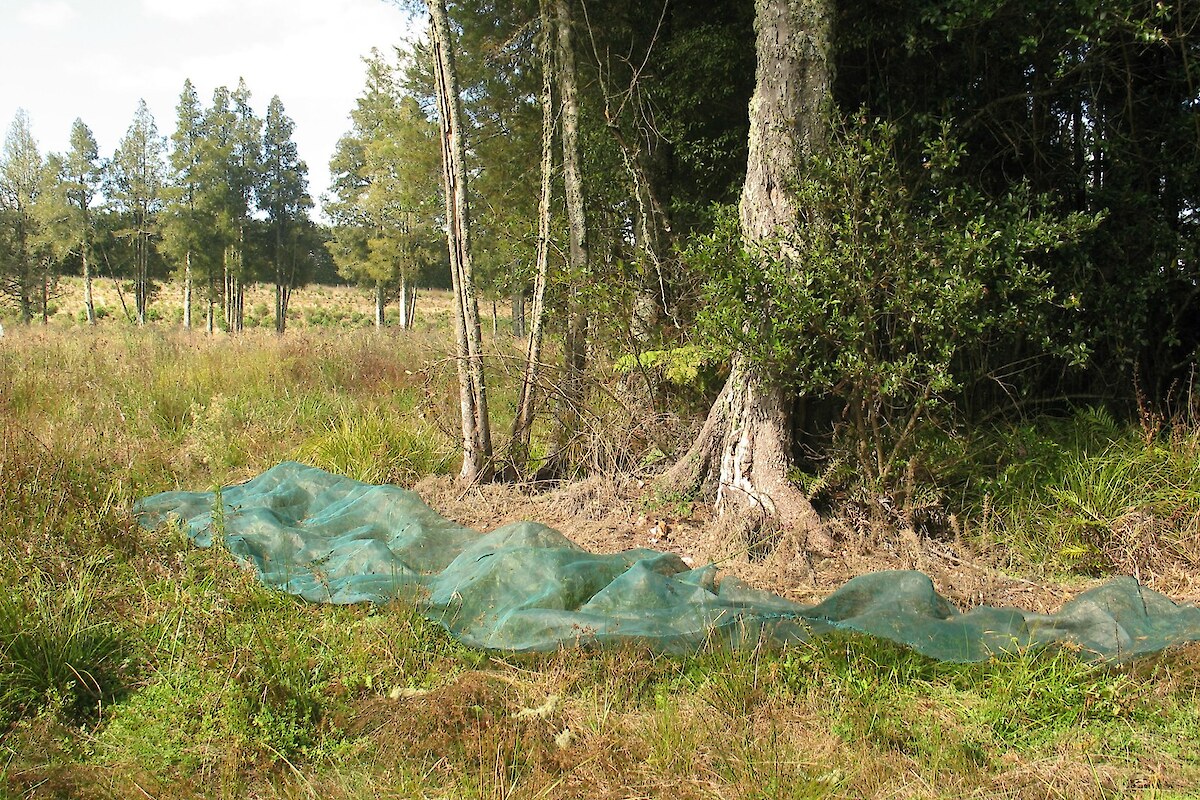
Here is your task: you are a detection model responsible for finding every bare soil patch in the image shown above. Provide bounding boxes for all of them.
[410,474,1132,616]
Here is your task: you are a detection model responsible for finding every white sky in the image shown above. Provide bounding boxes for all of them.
[0,0,422,217]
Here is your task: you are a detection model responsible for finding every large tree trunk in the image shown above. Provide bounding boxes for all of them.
[510,0,557,464]
[662,0,832,552]
[431,0,493,483]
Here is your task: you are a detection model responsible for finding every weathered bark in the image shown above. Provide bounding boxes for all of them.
[431,0,493,482]
[662,0,831,551]
[556,0,589,440]
[510,0,557,461]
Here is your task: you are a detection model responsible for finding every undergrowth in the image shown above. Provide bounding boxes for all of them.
[965,406,1200,576]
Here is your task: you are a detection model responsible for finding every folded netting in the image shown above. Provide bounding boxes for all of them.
[134,461,1200,661]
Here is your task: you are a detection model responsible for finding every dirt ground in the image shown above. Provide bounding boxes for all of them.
[412,472,1200,617]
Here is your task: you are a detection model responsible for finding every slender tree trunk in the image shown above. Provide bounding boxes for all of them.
[275,280,286,335]
[511,0,557,462]
[374,281,386,329]
[399,278,409,330]
[608,121,673,341]
[206,270,215,334]
[661,0,830,553]
[279,285,291,335]
[236,279,244,332]
[223,248,232,332]
[136,232,148,327]
[406,286,417,329]
[431,0,493,482]
[183,250,192,330]
[556,0,589,445]
[82,245,95,326]
[273,228,286,335]
[511,287,526,338]
[399,276,412,330]
[631,209,660,342]
[236,226,246,333]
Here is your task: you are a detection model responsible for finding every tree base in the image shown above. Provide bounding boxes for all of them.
[659,358,833,558]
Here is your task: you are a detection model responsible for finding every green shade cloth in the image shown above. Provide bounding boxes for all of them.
[134,461,1200,661]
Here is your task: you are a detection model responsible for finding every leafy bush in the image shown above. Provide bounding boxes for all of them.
[696,116,1098,508]
[613,345,724,408]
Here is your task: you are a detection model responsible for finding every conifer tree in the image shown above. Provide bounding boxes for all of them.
[109,100,167,326]
[58,119,103,325]
[162,80,209,330]
[260,95,313,334]
[0,110,54,323]
[327,51,441,330]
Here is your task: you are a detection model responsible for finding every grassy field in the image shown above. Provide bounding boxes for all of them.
[2,285,1200,798]
[0,277,463,332]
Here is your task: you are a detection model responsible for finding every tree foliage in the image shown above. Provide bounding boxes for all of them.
[326,50,444,324]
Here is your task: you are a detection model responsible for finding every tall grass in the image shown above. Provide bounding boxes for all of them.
[967,407,1200,574]
[0,574,132,725]
[2,326,1200,797]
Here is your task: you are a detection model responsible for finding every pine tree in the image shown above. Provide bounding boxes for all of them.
[226,79,262,332]
[326,52,442,330]
[260,95,313,334]
[193,82,262,333]
[59,119,103,325]
[108,100,167,326]
[162,80,209,330]
[0,110,52,323]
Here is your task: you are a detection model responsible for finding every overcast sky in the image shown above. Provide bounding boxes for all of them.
[0,0,421,216]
